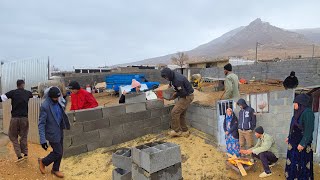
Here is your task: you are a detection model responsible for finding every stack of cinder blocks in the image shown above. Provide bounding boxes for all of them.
[132,141,183,180]
[112,148,132,180]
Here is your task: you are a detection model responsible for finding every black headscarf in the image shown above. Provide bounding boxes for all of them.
[292,94,310,128]
[161,68,175,81]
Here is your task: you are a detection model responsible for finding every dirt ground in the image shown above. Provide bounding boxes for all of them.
[1,128,319,180]
[65,82,284,112]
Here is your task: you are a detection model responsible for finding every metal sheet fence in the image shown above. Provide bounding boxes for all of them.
[3,98,42,144]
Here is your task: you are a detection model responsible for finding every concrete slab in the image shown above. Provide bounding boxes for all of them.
[112,148,132,171]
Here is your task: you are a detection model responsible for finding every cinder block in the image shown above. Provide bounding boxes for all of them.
[74,108,103,122]
[99,126,123,139]
[83,118,110,132]
[63,144,88,157]
[64,123,84,137]
[132,163,182,180]
[112,148,132,171]
[132,142,182,173]
[162,106,172,116]
[151,109,162,118]
[123,120,145,131]
[109,114,131,127]
[131,110,151,121]
[126,103,146,113]
[63,136,72,148]
[162,89,175,100]
[125,93,147,104]
[87,141,101,152]
[71,130,100,146]
[161,115,171,124]
[146,99,164,110]
[66,112,75,122]
[144,117,161,128]
[113,168,132,180]
[102,104,126,118]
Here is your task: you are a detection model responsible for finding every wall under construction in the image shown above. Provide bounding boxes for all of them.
[63,101,172,157]
[201,59,320,87]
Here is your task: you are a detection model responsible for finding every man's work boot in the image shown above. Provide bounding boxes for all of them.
[168,130,182,137]
[38,158,46,174]
[51,170,64,178]
[181,131,190,137]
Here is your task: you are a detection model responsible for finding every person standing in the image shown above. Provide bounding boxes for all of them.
[223,63,240,99]
[237,98,256,150]
[223,108,240,157]
[240,126,279,178]
[68,81,98,110]
[283,71,299,89]
[0,80,33,161]
[119,79,142,104]
[161,68,194,137]
[285,94,314,180]
[38,87,70,178]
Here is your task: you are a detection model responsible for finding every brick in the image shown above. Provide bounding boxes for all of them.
[74,108,103,122]
[113,168,132,180]
[125,93,147,104]
[102,104,126,118]
[112,148,132,171]
[71,130,100,146]
[83,118,110,132]
[131,110,151,121]
[132,163,182,180]
[66,112,75,122]
[144,117,161,128]
[126,103,146,113]
[63,144,88,157]
[64,123,84,137]
[99,126,123,139]
[132,142,182,173]
[151,108,162,118]
[109,114,131,127]
[146,99,164,110]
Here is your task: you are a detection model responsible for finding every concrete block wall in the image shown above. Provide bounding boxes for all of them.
[201,59,320,87]
[63,103,173,157]
[186,104,218,142]
[0,109,3,132]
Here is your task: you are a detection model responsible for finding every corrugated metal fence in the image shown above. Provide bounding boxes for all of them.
[3,98,42,144]
[1,58,48,93]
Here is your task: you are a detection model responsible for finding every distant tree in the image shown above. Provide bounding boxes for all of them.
[171,52,189,74]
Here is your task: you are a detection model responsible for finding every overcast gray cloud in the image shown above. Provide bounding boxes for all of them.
[0,0,319,70]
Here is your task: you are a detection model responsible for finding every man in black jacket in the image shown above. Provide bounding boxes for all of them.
[161,68,194,137]
[283,71,299,89]
[0,80,33,161]
[237,98,256,150]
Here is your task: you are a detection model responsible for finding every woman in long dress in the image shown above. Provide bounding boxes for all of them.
[285,94,314,180]
[223,108,240,157]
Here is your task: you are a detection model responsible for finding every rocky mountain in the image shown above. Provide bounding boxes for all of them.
[120,18,318,66]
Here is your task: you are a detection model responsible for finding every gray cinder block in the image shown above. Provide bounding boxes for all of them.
[102,104,126,118]
[146,99,164,110]
[132,142,182,174]
[64,123,84,137]
[131,110,151,121]
[125,93,147,104]
[74,108,103,122]
[144,117,161,128]
[63,144,88,157]
[71,130,100,146]
[109,114,131,127]
[162,89,175,100]
[132,163,182,180]
[113,168,132,180]
[126,102,146,113]
[151,108,162,118]
[66,112,75,122]
[83,118,110,132]
[112,148,132,171]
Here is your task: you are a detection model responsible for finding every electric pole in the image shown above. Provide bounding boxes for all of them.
[312,44,315,59]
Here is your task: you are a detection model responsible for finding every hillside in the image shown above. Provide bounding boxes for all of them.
[120,18,319,66]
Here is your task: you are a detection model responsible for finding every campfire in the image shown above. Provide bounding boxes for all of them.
[226,153,254,176]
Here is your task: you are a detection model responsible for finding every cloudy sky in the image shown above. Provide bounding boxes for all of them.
[0,0,319,70]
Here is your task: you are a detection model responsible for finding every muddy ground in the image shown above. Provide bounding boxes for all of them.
[1,128,319,180]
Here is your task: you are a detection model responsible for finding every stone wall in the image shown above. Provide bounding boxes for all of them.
[201,59,320,87]
[61,69,167,87]
[186,89,295,158]
[63,101,172,157]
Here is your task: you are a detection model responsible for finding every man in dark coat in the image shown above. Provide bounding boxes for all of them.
[283,71,299,89]
[161,68,194,137]
[38,87,70,178]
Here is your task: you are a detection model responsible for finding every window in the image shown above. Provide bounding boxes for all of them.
[249,93,269,113]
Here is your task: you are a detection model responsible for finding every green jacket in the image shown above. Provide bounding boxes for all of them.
[298,108,315,147]
[250,133,279,158]
[224,72,240,99]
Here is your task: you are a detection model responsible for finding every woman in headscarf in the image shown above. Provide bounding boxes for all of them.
[223,108,240,157]
[119,79,141,104]
[285,94,314,180]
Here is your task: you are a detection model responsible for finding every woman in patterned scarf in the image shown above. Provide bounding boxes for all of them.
[285,94,314,180]
[223,108,240,157]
